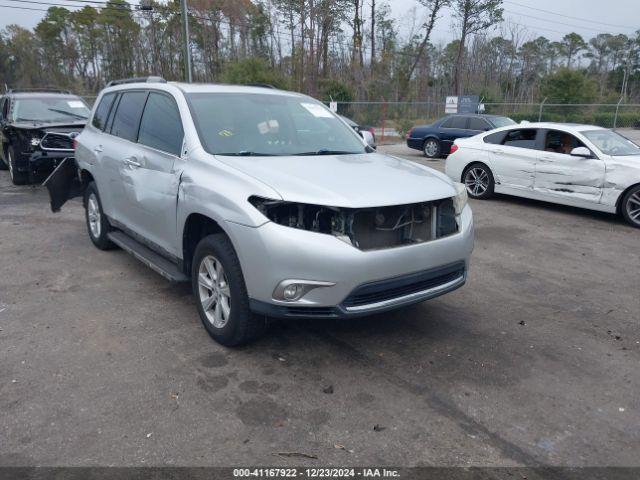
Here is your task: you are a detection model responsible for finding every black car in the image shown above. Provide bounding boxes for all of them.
[0,89,90,184]
[406,114,515,158]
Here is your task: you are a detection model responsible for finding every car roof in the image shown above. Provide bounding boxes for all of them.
[100,81,306,99]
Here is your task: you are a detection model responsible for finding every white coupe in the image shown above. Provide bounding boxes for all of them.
[445,122,640,228]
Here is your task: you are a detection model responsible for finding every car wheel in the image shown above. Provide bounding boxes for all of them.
[84,182,115,250]
[7,147,28,185]
[422,138,440,158]
[463,163,495,199]
[621,185,640,228]
[192,233,267,347]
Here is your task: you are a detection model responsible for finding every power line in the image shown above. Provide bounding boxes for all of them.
[504,0,639,30]
[503,9,633,36]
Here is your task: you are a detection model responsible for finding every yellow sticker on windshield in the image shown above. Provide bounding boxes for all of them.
[218,129,233,137]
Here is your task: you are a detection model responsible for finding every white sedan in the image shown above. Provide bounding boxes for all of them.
[445,122,640,228]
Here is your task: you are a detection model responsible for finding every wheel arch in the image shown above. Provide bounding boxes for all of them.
[182,213,228,276]
[616,182,640,214]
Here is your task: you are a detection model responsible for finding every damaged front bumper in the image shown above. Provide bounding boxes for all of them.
[224,205,474,318]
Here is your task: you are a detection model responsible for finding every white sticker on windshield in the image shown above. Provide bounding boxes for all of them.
[301,103,333,118]
[67,101,85,109]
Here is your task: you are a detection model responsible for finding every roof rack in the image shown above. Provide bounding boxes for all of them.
[107,76,167,87]
[6,87,72,94]
[246,83,276,89]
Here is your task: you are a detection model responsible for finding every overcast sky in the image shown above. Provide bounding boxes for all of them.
[0,0,638,44]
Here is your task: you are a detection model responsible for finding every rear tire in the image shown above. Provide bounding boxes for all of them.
[422,138,440,158]
[7,147,28,185]
[463,163,495,199]
[84,182,115,250]
[621,185,640,228]
[192,234,267,347]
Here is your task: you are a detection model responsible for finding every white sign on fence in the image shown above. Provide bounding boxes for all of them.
[329,101,338,113]
[445,96,458,114]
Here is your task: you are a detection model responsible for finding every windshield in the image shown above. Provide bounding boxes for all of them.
[490,116,516,128]
[11,96,90,123]
[582,130,640,156]
[187,93,368,156]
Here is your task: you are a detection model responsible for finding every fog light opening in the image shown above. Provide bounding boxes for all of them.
[273,279,336,302]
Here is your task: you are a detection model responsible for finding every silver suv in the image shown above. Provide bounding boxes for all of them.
[53,77,474,346]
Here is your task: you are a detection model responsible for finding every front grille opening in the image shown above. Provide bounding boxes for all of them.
[251,197,459,251]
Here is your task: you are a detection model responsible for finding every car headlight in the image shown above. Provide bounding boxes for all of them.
[30,137,41,147]
[452,182,468,215]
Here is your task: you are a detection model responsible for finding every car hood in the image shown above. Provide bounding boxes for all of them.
[216,152,456,208]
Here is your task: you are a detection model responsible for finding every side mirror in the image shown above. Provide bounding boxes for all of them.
[570,146,592,158]
[361,130,376,149]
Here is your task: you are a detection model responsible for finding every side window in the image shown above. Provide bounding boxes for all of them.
[484,131,507,144]
[469,117,491,131]
[442,116,467,129]
[137,92,184,156]
[92,93,116,131]
[110,91,148,142]
[544,130,585,155]
[502,129,538,149]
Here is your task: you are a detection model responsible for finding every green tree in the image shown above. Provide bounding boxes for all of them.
[541,68,597,103]
[560,32,587,68]
[221,57,288,89]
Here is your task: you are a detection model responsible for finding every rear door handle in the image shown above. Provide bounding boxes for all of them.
[93,145,103,153]
[491,149,504,155]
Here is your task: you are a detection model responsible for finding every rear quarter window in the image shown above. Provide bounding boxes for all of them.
[92,93,116,131]
[483,131,507,144]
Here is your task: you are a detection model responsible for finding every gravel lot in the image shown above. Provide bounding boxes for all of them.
[0,144,639,467]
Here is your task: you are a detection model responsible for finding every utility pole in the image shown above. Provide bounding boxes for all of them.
[180,0,192,83]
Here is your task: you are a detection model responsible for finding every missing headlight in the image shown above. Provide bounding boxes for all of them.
[249,196,458,250]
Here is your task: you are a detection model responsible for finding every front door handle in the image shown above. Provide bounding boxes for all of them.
[124,157,142,168]
[93,145,103,153]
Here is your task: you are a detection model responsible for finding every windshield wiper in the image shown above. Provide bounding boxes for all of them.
[47,108,88,120]
[293,149,362,156]
[218,151,279,156]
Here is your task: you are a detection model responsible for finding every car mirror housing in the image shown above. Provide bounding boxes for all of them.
[361,130,376,149]
[570,146,592,158]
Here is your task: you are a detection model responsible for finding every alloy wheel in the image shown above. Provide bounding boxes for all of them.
[198,255,231,329]
[424,140,439,157]
[465,167,489,197]
[626,191,640,226]
[87,193,102,239]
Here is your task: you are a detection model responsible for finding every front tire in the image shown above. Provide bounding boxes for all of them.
[84,182,115,250]
[422,138,440,158]
[7,147,28,185]
[621,185,640,228]
[192,234,267,347]
[463,163,495,199]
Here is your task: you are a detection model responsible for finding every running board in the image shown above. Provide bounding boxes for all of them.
[107,231,189,283]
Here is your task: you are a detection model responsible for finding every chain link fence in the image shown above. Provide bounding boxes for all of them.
[328,101,640,142]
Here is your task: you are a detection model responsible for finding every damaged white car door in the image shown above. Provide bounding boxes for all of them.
[534,129,605,205]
